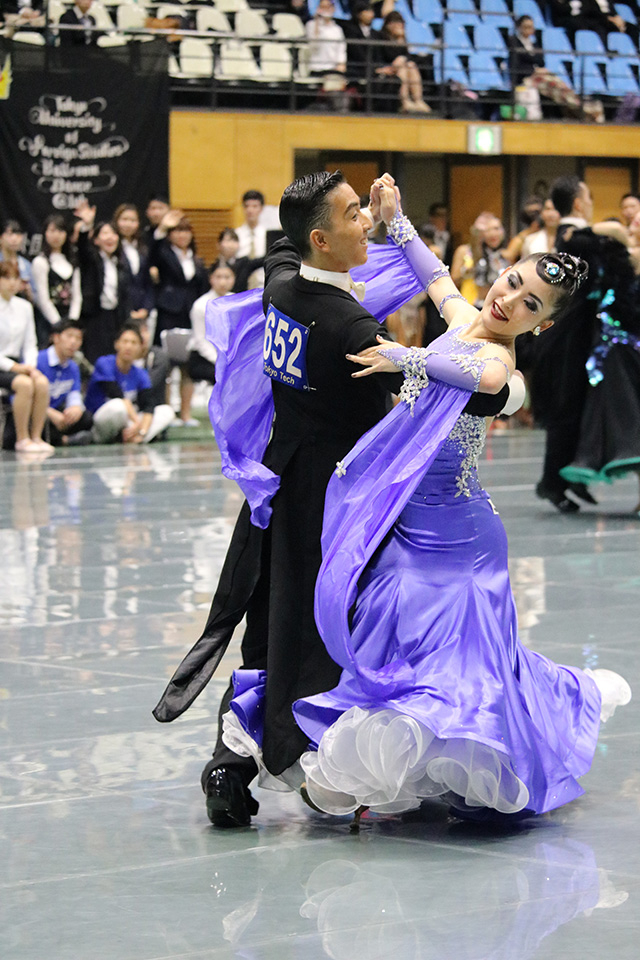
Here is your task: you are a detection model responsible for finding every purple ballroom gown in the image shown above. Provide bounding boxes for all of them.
[287,325,627,817]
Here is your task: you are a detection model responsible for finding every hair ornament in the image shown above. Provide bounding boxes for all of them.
[536,253,588,294]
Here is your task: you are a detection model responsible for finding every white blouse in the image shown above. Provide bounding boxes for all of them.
[31,252,82,325]
[0,295,38,371]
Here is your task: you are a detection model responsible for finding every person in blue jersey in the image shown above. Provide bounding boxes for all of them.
[85,323,175,444]
[37,319,93,446]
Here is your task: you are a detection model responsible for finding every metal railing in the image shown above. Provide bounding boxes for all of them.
[5,14,638,121]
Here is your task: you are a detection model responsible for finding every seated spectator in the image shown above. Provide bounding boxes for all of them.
[473,214,510,304]
[1,0,45,31]
[508,15,604,123]
[74,200,132,365]
[187,261,236,385]
[0,261,52,453]
[31,214,82,346]
[342,1,382,84]
[37,319,94,447]
[376,11,431,113]
[306,0,348,104]
[84,323,173,444]
[59,0,101,46]
[216,228,264,293]
[148,208,209,425]
[550,0,636,45]
[113,204,154,323]
[0,219,34,302]
[620,193,640,230]
[521,197,560,256]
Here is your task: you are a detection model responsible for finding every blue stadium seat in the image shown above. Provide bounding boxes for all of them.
[412,0,445,24]
[443,18,474,51]
[474,21,507,52]
[446,11,482,28]
[513,0,546,29]
[542,26,573,53]
[574,29,607,55]
[607,31,638,58]
[443,48,470,84]
[405,19,438,51]
[574,55,608,96]
[606,57,640,95]
[543,53,574,87]
[479,0,513,28]
[443,0,478,13]
[468,50,509,89]
[614,3,637,24]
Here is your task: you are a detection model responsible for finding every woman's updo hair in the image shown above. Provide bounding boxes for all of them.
[522,251,588,322]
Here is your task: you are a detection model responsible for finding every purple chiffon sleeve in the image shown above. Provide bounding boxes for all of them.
[205,245,429,529]
[314,380,470,699]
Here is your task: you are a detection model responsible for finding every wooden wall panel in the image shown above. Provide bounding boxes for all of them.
[183,209,233,268]
[583,165,632,223]
[449,164,503,250]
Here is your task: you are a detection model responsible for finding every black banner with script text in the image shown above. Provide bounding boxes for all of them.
[0,39,169,238]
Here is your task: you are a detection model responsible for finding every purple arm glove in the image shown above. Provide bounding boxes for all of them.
[379,344,487,413]
[385,213,450,289]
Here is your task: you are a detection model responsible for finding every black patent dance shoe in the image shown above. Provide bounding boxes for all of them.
[205,768,259,827]
[567,482,598,505]
[535,482,580,513]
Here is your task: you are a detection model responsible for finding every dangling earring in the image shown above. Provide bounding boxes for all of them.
[533,325,541,337]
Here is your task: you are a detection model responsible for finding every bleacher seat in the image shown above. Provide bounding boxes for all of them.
[614,3,637,23]
[156,4,184,20]
[11,31,46,44]
[543,53,574,87]
[259,42,294,82]
[117,4,147,31]
[607,32,638,58]
[479,0,513,28]
[574,29,607,56]
[442,49,470,84]
[411,0,444,25]
[196,7,232,34]
[473,22,507,52]
[468,50,508,89]
[606,57,640,95]
[214,0,249,12]
[443,19,473,52]
[542,26,573,54]
[235,9,270,39]
[444,0,477,15]
[404,18,437,51]
[216,39,261,80]
[447,11,481,28]
[271,13,306,39]
[47,0,66,23]
[176,38,214,78]
[513,0,546,30]
[90,1,117,31]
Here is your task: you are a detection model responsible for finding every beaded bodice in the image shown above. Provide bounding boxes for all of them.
[409,325,489,504]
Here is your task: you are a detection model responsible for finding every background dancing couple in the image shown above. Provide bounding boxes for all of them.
[154,170,631,828]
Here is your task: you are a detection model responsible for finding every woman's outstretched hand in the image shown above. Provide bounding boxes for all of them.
[347,336,401,377]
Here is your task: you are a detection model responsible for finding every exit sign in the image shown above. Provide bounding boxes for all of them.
[467,124,503,156]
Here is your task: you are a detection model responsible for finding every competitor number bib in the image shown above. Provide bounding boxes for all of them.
[263,305,311,391]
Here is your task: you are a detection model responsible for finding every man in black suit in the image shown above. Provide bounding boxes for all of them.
[341,0,382,83]
[153,171,407,827]
[532,175,631,512]
[59,0,101,46]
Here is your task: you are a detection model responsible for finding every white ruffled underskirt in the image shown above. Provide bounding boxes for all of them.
[222,668,631,817]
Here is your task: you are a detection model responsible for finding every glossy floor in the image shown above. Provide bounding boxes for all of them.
[1,434,639,960]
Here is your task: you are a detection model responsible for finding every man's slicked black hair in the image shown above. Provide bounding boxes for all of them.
[279,170,345,259]
[550,175,582,218]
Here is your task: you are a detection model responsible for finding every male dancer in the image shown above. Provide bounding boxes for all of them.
[154,172,508,826]
[533,175,632,512]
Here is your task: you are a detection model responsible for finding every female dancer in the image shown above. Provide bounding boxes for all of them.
[225,190,631,822]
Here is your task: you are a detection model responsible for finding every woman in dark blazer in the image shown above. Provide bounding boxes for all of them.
[148,210,209,424]
[74,202,132,365]
[113,203,155,322]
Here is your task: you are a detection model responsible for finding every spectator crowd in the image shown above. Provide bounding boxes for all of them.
[0,188,274,453]
[3,0,640,120]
